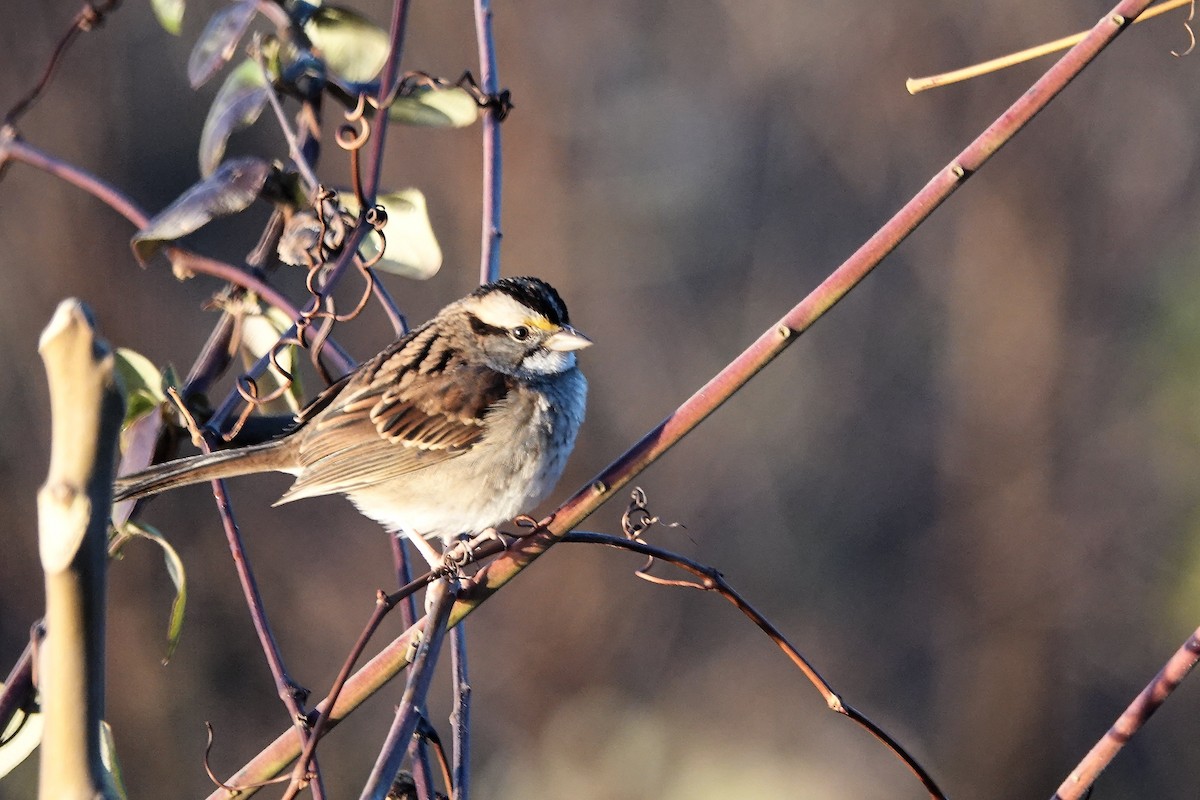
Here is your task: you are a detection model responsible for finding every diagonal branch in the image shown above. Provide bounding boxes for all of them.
[1051,626,1200,799]
[205,1,1157,793]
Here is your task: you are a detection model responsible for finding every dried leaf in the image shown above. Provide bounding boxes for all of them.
[132,157,271,263]
[198,59,270,177]
[187,0,258,88]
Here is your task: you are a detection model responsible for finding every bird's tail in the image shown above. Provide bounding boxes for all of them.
[113,441,293,502]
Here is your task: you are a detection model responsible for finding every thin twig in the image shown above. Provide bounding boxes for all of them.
[907,0,1192,93]
[361,0,411,204]
[449,617,470,800]
[281,570,438,800]
[391,536,437,800]
[370,267,410,336]
[562,531,945,798]
[0,135,356,373]
[473,0,503,284]
[1051,627,1200,799]
[360,579,457,800]
[3,0,120,126]
[254,42,321,195]
[191,422,326,799]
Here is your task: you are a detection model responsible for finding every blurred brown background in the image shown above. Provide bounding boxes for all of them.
[5,1,1200,798]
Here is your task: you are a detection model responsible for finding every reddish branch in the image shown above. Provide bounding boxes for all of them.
[203,2,1159,796]
[1051,627,1200,799]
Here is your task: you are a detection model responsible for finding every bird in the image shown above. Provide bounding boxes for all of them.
[113,276,591,567]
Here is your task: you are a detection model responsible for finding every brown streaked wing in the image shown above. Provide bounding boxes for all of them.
[282,357,510,500]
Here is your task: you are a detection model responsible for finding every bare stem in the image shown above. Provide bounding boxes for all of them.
[200,435,326,800]
[359,579,456,800]
[449,624,470,800]
[474,0,503,284]
[1051,627,1200,799]
[36,299,123,800]
[907,0,1191,93]
[362,0,411,203]
[3,0,120,126]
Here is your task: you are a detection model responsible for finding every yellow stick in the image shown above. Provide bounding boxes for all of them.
[907,0,1193,94]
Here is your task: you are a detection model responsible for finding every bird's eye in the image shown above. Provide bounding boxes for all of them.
[510,326,531,342]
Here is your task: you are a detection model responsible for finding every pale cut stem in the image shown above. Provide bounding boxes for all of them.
[907,0,1192,93]
[36,300,123,800]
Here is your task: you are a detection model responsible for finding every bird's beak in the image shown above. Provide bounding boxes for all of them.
[544,325,593,352]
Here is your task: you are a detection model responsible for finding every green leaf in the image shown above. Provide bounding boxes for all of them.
[121,522,188,663]
[187,0,258,88]
[341,189,442,279]
[99,722,130,800]
[198,59,270,177]
[304,5,390,83]
[132,157,271,263]
[0,690,42,779]
[388,84,479,128]
[114,348,166,410]
[150,0,185,35]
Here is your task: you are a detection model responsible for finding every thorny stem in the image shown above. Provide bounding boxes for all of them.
[474,0,503,284]
[207,1,1156,795]
[1051,627,1200,799]
[562,532,946,799]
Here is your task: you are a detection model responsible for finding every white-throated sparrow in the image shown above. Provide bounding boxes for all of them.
[114,276,591,565]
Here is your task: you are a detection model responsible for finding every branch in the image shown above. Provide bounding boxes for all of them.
[907,0,1193,93]
[449,623,470,800]
[1051,626,1200,799]
[359,579,456,800]
[361,0,411,204]
[36,299,123,800]
[0,135,355,374]
[473,0,503,284]
[206,1,1155,791]
[439,0,1156,648]
[199,433,326,800]
[3,0,120,127]
[562,531,944,798]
